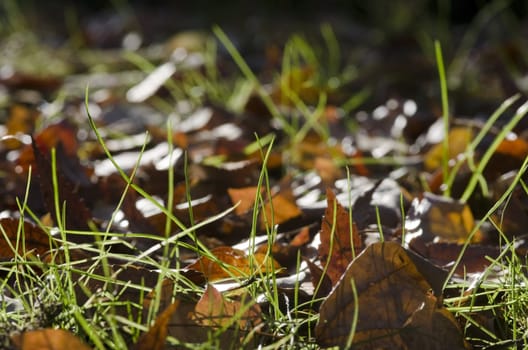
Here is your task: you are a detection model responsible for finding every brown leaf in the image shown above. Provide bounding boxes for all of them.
[32,138,94,239]
[422,241,502,275]
[318,188,361,284]
[143,282,205,346]
[192,284,261,330]
[401,292,471,349]
[186,246,280,281]
[142,280,259,348]
[314,156,342,184]
[133,300,180,350]
[315,241,467,349]
[305,258,333,300]
[18,120,80,172]
[10,328,91,350]
[0,217,53,259]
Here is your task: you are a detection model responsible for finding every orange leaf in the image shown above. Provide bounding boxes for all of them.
[314,156,342,184]
[11,329,91,350]
[290,226,311,247]
[424,127,473,171]
[3,104,38,149]
[186,246,280,281]
[260,193,302,229]
[318,189,362,284]
[227,186,260,215]
[316,242,468,349]
[496,137,528,158]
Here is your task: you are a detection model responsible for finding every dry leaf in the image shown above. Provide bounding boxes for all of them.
[141,279,206,346]
[404,192,482,256]
[11,329,91,350]
[318,188,361,284]
[424,127,473,171]
[192,284,261,330]
[141,280,260,349]
[314,156,342,184]
[133,301,180,350]
[315,241,467,349]
[401,292,471,349]
[290,226,311,247]
[3,104,38,149]
[305,258,332,299]
[0,217,53,259]
[227,186,260,215]
[260,193,302,229]
[186,246,280,281]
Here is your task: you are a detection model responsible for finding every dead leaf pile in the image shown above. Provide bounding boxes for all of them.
[1,6,528,349]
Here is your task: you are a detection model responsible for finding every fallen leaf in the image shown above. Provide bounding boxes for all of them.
[404,192,483,256]
[318,188,361,284]
[11,329,91,350]
[18,120,79,171]
[260,193,302,229]
[133,300,180,350]
[186,246,280,281]
[424,126,473,171]
[192,284,261,330]
[3,104,38,149]
[315,241,467,349]
[422,242,502,275]
[227,186,261,215]
[401,292,471,349]
[141,280,260,349]
[290,226,311,247]
[0,217,53,259]
[142,281,206,346]
[305,258,333,300]
[32,140,94,239]
[314,156,343,184]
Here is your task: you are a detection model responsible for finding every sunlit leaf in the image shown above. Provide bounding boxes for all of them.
[424,127,473,171]
[192,284,261,329]
[227,186,260,215]
[260,193,302,229]
[186,246,280,281]
[404,192,483,255]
